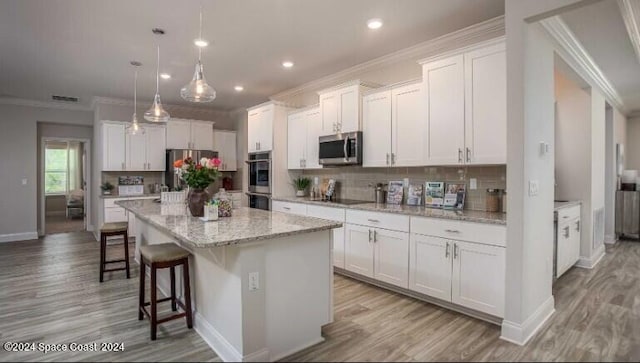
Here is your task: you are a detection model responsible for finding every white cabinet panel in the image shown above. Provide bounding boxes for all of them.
[452,241,505,317]
[464,43,506,164]
[248,110,260,153]
[213,130,237,171]
[362,90,392,167]
[423,55,465,165]
[102,123,126,171]
[345,209,410,232]
[409,234,452,301]
[307,205,346,268]
[305,108,322,169]
[319,92,339,135]
[557,217,581,278]
[339,85,359,133]
[248,105,274,152]
[272,201,307,216]
[345,224,374,278]
[104,207,127,223]
[287,112,306,169]
[126,132,147,170]
[410,216,506,247]
[166,119,191,149]
[392,82,425,167]
[373,228,409,288]
[190,121,214,150]
[146,126,166,171]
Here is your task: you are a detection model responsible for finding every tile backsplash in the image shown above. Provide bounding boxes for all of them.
[297,165,506,212]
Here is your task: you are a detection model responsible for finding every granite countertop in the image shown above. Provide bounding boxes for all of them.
[273,197,506,225]
[100,193,161,199]
[116,199,342,248]
[554,200,582,211]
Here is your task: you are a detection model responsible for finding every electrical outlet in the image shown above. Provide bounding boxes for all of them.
[21,178,27,185]
[529,180,539,196]
[470,178,477,190]
[248,272,259,291]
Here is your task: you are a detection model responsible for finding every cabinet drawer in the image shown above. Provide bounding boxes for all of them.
[272,201,307,216]
[104,198,128,208]
[346,210,409,232]
[306,205,346,222]
[410,217,506,247]
[557,205,580,222]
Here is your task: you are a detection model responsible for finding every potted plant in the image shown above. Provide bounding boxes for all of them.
[100,181,115,195]
[174,157,221,217]
[293,177,311,197]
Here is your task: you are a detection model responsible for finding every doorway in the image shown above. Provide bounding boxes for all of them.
[41,138,89,235]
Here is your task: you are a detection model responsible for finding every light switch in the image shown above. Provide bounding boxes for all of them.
[21,178,27,185]
[529,180,539,196]
[248,272,259,291]
[470,178,477,190]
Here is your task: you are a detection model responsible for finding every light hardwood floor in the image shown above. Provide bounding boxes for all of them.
[1,232,639,362]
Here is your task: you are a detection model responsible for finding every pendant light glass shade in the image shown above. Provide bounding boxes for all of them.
[181,7,216,103]
[181,60,216,102]
[127,67,145,135]
[144,46,170,122]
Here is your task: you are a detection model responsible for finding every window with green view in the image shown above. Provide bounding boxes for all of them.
[45,148,68,195]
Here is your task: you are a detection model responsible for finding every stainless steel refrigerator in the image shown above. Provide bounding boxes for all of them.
[165,149,218,191]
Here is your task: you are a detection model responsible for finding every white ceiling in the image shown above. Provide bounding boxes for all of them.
[561,0,640,112]
[0,0,504,111]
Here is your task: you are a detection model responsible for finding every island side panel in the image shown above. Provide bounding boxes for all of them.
[264,229,332,361]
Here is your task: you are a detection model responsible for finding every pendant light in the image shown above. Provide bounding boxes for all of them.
[127,62,145,135]
[144,45,170,122]
[180,7,216,103]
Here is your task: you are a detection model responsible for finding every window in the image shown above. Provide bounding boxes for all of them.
[45,147,68,195]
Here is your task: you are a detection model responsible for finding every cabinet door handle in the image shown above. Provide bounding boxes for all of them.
[368,229,372,242]
[122,162,125,170]
[564,226,570,238]
[283,206,291,211]
[445,242,450,258]
[445,229,460,234]
[391,153,395,165]
[575,221,580,232]
[458,148,463,163]
[373,230,377,242]
[466,147,471,163]
[367,219,380,223]
[454,243,459,259]
[386,153,390,165]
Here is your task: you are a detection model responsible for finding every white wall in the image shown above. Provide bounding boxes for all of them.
[626,116,640,171]
[0,103,93,240]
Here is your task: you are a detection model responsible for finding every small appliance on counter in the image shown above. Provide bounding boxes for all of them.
[118,176,144,196]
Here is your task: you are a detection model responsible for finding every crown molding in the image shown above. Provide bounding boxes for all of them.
[619,0,640,66]
[316,79,383,95]
[628,109,640,119]
[246,100,293,112]
[270,15,504,102]
[362,78,423,96]
[0,97,93,112]
[91,96,233,117]
[540,16,626,113]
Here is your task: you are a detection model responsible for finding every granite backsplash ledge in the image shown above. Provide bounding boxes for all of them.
[298,165,506,212]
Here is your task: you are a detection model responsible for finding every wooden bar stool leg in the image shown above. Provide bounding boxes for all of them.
[138,260,145,321]
[170,266,177,312]
[124,231,130,279]
[182,258,193,329]
[99,234,106,283]
[150,263,158,340]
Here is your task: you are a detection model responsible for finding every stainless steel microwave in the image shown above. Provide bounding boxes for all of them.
[319,131,362,166]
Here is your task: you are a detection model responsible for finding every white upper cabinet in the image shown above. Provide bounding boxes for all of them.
[362,90,392,167]
[464,43,506,164]
[318,82,369,135]
[166,119,214,150]
[392,82,425,167]
[287,106,323,170]
[423,54,465,165]
[305,107,322,169]
[103,122,165,171]
[248,104,273,152]
[287,111,306,169]
[102,123,126,171]
[213,130,237,172]
[420,39,506,166]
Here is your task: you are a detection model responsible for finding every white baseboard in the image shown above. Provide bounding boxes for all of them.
[576,245,606,269]
[269,337,324,362]
[604,234,617,245]
[0,232,38,243]
[500,295,555,345]
[87,224,94,232]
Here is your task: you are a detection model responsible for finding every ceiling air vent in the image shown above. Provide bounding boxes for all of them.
[51,95,79,103]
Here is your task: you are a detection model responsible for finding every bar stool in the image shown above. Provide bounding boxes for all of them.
[138,243,193,341]
[99,222,130,282]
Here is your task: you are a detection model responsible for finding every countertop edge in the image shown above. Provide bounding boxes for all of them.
[272,197,507,225]
[553,200,582,211]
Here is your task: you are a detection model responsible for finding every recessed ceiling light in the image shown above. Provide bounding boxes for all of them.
[234,85,244,92]
[282,61,294,68]
[194,39,208,47]
[367,18,383,30]
[160,73,171,79]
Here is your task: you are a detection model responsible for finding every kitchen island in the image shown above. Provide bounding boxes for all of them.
[116,199,341,362]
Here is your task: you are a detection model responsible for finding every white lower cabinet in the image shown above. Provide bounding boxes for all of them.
[344,224,374,278]
[409,234,452,301]
[373,228,409,288]
[409,233,505,317]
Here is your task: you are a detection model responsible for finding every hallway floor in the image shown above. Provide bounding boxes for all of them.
[45,214,85,234]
